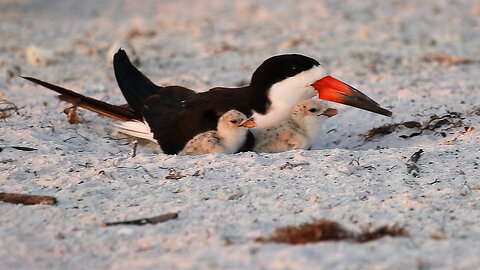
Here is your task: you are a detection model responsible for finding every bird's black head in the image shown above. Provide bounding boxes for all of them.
[250,54,321,88]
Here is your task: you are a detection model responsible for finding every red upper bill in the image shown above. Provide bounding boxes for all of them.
[312,76,392,117]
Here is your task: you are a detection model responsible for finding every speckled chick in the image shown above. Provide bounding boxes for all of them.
[254,99,337,153]
[180,110,256,155]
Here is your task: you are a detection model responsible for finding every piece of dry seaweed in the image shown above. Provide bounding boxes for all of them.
[256,219,408,245]
[364,112,465,141]
[364,121,421,141]
[355,225,409,243]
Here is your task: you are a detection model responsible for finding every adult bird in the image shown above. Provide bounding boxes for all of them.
[22,49,391,154]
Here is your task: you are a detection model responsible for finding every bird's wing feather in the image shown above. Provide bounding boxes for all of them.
[142,88,253,154]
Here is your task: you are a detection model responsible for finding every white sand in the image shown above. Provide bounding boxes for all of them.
[1,0,480,269]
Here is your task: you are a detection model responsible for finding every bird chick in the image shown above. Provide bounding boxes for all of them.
[254,99,337,153]
[180,110,256,155]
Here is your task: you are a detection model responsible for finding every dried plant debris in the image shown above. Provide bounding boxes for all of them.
[279,162,310,170]
[256,219,408,245]
[0,99,19,119]
[165,168,185,180]
[419,111,464,130]
[131,140,138,158]
[354,225,409,243]
[0,193,57,205]
[364,121,421,141]
[422,54,478,65]
[406,149,424,176]
[102,212,178,226]
[364,112,466,141]
[257,219,351,244]
[442,126,475,145]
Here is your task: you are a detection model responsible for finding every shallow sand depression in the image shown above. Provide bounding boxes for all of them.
[1,0,480,269]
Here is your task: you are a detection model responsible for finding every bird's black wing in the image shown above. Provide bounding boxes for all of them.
[142,87,254,154]
[141,88,220,154]
[113,49,196,115]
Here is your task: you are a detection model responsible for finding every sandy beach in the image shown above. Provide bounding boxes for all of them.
[1,0,480,269]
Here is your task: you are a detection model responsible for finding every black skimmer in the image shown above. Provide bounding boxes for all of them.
[254,99,337,153]
[22,49,391,154]
[179,110,256,155]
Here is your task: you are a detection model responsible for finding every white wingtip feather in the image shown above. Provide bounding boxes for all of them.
[114,121,156,143]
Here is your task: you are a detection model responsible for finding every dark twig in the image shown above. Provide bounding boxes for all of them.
[0,193,57,205]
[0,146,37,152]
[406,149,424,176]
[131,140,138,158]
[428,180,441,185]
[102,212,178,226]
[408,149,424,164]
[63,134,90,143]
[103,136,132,141]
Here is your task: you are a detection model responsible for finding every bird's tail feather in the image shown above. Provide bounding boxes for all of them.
[21,76,141,121]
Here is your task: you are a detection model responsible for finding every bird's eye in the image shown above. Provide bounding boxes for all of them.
[309,108,317,113]
[291,66,298,70]
[230,120,238,124]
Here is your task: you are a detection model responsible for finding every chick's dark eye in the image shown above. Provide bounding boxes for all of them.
[309,108,317,113]
[230,120,238,124]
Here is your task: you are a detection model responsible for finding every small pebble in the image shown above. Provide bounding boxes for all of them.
[25,45,56,66]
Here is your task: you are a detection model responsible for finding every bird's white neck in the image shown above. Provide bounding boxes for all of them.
[252,66,326,129]
[217,125,249,154]
[251,99,294,129]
